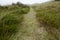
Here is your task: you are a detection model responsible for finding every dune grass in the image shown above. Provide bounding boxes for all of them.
[33,1,60,40]
[0,3,30,40]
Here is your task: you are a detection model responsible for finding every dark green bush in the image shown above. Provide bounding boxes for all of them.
[12,8,29,15]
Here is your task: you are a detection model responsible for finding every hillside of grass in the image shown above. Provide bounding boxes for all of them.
[0,3,30,40]
[33,1,60,40]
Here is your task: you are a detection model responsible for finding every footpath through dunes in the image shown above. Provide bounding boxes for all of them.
[10,8,47,40]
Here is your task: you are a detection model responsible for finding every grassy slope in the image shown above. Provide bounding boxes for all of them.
[33,1,60,40]
[0,4,30,40]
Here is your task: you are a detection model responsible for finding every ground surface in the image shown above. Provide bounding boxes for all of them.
[9,8,47,40]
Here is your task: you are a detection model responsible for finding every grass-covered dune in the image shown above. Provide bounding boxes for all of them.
[0,2,30,40]
[33,1,60,40]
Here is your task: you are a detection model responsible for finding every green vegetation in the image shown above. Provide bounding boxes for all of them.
[0,14,20,40]
[0,2,30,40]
[55,0,60,1]
[33,1,60,40]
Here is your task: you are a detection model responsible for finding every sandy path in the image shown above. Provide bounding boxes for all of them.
[9,8,47,40]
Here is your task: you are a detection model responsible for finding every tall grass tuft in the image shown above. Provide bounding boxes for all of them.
[0,2,30,40]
